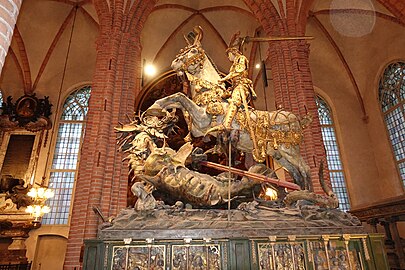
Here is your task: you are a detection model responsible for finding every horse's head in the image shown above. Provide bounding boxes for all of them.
[171,26,206,76]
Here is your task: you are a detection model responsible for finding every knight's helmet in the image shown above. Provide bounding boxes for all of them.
[226,31,244,55]
[184,26,203,46]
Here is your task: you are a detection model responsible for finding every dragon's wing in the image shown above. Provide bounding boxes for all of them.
[172,142,193,166]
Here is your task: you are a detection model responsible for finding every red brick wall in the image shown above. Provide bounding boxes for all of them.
[0,0,22,75]
[378,0,405,23]
[245,0,330,192]
[63,1,157,269]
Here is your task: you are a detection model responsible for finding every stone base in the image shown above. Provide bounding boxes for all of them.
[83,205,390,269]
[99,203,363,239]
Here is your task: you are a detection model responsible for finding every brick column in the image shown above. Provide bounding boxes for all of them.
[269,40,329,193]
[245,0,329,192]
[378,0,405,24]
[0,0,22,75]
[63,1,156,269]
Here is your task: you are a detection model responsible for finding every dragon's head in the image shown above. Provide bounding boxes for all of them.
[143,143,194,177]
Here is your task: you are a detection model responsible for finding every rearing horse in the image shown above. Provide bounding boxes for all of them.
[147,27,312,190]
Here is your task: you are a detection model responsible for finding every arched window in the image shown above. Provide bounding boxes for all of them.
[316,95,350,211]
[42,85,91,225]
[379,62,405,187]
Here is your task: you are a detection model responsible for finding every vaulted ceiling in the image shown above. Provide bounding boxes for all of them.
[0,0,404,116]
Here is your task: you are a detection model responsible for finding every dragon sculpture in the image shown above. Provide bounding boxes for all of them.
[116,110,270,208]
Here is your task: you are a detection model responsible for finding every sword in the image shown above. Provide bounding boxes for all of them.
[244,36,314,43]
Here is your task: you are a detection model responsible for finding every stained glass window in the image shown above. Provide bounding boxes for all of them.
[379,62,405,187]
[42,85,91,225]
[316,96,350,211]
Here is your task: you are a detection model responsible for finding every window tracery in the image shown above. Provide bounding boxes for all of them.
[316,95,350,211]
[379,62,405,187]
[42,85,91,225]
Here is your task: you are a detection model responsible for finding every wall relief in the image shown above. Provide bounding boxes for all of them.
[0,93,52,132]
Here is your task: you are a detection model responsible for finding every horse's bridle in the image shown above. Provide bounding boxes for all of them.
[176,45,206,74]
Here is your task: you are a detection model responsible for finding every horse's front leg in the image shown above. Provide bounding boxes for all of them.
[274,146,311,190]
[278,146,310,179]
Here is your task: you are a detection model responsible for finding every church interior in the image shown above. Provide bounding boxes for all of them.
[0,0,404,269]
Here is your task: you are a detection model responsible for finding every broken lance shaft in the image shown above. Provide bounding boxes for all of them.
[245,36,314,43]
[200,161,301,191]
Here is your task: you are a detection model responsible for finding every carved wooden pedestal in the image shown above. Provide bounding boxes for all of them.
[84,234,387,270]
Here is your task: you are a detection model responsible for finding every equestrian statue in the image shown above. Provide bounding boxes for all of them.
[116,26,338,209]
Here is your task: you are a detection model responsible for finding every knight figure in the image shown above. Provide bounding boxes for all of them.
[206,32,257,135]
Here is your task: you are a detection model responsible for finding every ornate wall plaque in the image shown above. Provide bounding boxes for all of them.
[0,94,52,132]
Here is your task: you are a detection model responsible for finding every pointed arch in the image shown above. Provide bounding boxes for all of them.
[316,95,350,211]
[378,61,405,187]
[42,85,91,225]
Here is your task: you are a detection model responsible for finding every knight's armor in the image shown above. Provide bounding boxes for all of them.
[206,50,257,134]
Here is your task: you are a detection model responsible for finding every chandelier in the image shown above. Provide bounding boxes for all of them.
[25,187,54,222]
[23,6,78,224]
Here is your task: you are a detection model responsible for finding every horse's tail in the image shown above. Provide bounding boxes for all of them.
[319,161,339,208]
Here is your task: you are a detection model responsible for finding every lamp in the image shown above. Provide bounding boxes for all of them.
[261,183,278,201]
[265,186,278,200]
[144,63,157,77]
[25,186,54,222]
